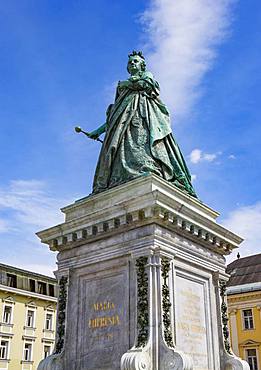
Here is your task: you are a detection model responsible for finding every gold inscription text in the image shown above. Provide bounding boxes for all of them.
[89,314,120,329]
[93,301,115,311]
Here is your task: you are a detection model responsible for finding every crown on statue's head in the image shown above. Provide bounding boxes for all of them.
[128,50,145,60]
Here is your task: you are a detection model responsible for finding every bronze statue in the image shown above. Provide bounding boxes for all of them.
[76,51,196,197]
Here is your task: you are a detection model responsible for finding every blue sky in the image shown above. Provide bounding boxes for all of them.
[0,0,260,276]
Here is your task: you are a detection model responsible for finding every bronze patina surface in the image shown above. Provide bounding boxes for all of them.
[82,51,196,197]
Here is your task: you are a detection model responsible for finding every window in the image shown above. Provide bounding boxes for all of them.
[38,282,47,295]
[0,340,8,360]
[26,310,35,327]
[3,306,12,324]
[246,349,258,370]
[43,345,51,359]
[29,279,36,292]
[48,284,54,297]
[7,273,17,288]
[24,342,32,361]
[45,313,53,330]
[243,309,254,330]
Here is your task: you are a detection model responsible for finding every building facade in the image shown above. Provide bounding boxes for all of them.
[227,254,261,370]
[0,263,57,370]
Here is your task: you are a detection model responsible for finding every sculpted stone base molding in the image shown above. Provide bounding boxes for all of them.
[121,347,193,370]
[224,357,250,370]
[121,348,151,370]
[36,175,249,370]
[38,353,64,370]
[121,253,193,370]
[213,273,250,370]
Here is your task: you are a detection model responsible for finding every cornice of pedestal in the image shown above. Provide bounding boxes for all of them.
[36,175,243,256]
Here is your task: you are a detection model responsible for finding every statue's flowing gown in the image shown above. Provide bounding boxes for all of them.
[93,71,196,197]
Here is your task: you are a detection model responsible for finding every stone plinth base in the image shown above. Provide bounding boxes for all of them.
[37,175,249,370]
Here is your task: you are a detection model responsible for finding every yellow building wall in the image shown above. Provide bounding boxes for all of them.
[0,290,56,370]
[228,291,261,369]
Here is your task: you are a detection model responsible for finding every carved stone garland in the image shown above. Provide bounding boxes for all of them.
[135,256,149,348]
[161,258,174,347]
[54,276,68,354]
[219,279,232,354]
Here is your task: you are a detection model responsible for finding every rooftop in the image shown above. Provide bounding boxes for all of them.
[0,262,57,299]
[226,253,261,287]
[0,262,56,281]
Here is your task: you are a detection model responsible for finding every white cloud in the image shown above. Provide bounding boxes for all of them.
[190,149,202,163]
[203,153,217,162]
[222,202,261,263]
[189,148,220,163]
[0,219,10,233]
[141,0,236,118]
[228,154,236,159]
[0,180,73,277]
[0,179,68,230]
[191,174,197,183]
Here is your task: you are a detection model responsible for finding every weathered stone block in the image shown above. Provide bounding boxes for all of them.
[37,175,249,370]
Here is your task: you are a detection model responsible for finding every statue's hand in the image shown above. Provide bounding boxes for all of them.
[87,123,107,140]
[88,129,101,140]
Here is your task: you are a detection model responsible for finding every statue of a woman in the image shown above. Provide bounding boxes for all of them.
[88,51,196,197]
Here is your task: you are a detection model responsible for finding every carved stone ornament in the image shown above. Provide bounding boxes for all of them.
[135,256,149,348]
[54,276,68,354]
[161,257,174,347]
[121,349,151,370]
[219,279,232,355]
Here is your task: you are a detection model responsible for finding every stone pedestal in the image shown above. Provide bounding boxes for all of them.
[37,175,249,370]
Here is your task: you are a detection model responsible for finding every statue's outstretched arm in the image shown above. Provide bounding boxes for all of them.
[88,123,107,139]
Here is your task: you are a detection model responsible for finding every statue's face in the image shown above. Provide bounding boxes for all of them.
[127,56,144,75]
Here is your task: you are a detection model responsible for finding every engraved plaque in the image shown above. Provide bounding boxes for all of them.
[175,274,212,370]
[77,270,129,370]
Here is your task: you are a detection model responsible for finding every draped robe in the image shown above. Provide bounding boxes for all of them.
[93,71,196,197]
